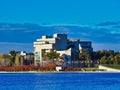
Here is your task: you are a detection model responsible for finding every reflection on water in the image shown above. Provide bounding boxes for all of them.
[0,73,120,90]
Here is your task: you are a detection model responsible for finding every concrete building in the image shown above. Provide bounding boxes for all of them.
[79,41,93,53]
[34,34,93,66]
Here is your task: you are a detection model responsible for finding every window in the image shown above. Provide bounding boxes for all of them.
[35,52,40,61]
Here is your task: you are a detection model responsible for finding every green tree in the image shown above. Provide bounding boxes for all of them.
[78,49,91,67]
[112,54,120,65]
[9,50,16,66]
[85,51,91,67]
[45,50,60,65]
[100,56,107,64]
[108,55,114,64]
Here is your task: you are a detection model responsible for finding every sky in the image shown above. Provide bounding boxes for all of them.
[0,0,120,25]
[0,0,120,53]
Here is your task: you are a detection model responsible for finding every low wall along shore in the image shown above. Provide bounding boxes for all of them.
[99,65,120,72]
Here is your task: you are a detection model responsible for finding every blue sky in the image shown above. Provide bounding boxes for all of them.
[0,0,120,53]
[0,0,120,25]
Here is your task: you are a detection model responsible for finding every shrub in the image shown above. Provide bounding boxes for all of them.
[65,67,74,71]
[73,68,81,71]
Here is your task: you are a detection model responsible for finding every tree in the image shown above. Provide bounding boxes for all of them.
[108,55,114,64]
[0,54,5,65]
[20,56,24,66]
[0,54,11,66]
[78,49,91,67]
[9,50,16,66]
[15,55,20,66]
[9,50,16,56]
[100,56,107,64]
[112,54,120,65]
[45,50,60,65]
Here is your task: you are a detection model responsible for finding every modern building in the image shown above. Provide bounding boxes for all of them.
[33,34,93,66]
[79,41,93,53]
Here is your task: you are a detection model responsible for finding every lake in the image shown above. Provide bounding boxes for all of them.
[0,72,120,90]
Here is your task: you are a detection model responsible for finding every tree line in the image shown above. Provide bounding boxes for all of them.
[44,49,120,67]
[0,49,120,67]
[0,50,34,66]
[77,49,120,66]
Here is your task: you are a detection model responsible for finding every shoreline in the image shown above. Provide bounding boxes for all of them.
[0,71,120,74]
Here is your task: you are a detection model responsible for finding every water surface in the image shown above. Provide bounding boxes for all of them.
[0,72,120,90]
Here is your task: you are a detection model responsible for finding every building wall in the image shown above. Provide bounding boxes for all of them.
[34,34,93,66]
[79,41,93,53]
[34,42,54,65]
[68,39,80,52]
[53,34,67,50]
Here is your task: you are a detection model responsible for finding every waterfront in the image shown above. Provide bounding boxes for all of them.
[0,73,120,90]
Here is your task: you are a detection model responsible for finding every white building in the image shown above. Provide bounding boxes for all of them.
[33,34,93,66]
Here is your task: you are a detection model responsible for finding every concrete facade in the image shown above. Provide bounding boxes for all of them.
[79,41,93,53]
[34,34,93,66]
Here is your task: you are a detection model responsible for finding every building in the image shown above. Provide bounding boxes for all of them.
[79,41,93,53]
[34,34,93,66]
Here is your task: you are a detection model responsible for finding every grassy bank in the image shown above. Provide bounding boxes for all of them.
[102,64,120,70]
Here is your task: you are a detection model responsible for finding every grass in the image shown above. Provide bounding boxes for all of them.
[102,64,120,70]
[84,67,100,71]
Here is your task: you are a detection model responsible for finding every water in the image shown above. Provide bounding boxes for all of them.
[0,73,120,90]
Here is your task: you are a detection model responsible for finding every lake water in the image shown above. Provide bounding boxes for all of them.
[0,72,120,90]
